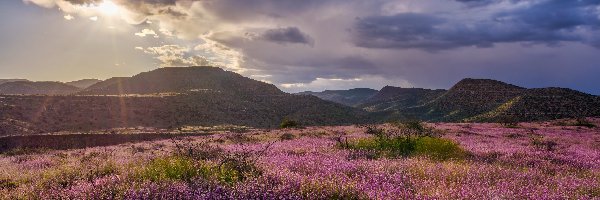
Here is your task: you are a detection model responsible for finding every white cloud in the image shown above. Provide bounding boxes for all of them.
[280,76,412,93]
[134,29,158,38]
[63,14,74,20]
[138,45,213,67]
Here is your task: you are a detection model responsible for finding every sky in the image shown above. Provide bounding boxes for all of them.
[1,0,600,94]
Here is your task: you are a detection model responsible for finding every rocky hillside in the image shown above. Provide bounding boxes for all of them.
[383,79,600,122]
[0,67,369,135]
[0,81,80,95]
[65,79,102,89]
[79,67,282,95]
[297,88,378,106]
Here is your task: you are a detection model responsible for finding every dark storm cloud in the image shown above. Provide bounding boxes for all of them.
[261,27,314,45]
[354,0,600,50]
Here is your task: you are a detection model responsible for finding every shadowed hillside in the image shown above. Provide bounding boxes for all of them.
[0,79,28,85]
[0,81,80,95]
[65,79,102,89]
[297,88,378,106]
[79,67,282,95]
[358,86,447,112]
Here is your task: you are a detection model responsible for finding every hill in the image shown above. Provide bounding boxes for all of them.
[0,81,80,95]
[358,86,447,112]
[297,88,378,106]
[79,67,282,95]
[65,79,102,89]
[0,79,28,85]
[0,67,369,135]
[380,79,600,122]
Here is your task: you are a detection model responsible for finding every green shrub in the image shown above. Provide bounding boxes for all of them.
[41,167,82,188]
[530,136,558,151]
[345,134,465,160]
[280,119,299,129]
[414,137,466,160]
[136,155,261,184]
[136,156,200,182]
[280,133,296,140]
[0,178,18,189]
[574,118,596,128]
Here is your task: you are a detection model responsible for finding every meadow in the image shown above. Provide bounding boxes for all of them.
[0,119,598,199]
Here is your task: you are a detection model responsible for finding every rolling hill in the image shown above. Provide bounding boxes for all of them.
[0,67,370,135]
[358,86,447,112]
[65,79,102,89]
[0,79,28,85]
[0,81,80,95]
[375,79,600,122]
[297,88,378,106]
[79,67,282,95]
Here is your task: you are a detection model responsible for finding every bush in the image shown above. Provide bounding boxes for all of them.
[0,178,18,189]
[574,118,596,128]
[280,119,299,129]
[531,136,558,151]
[414,137,466,160]
[345,123,465,160]
[345,137,465,160]
[498,116,520,128]
[136,156,200,182]
[173,139,223,161]
[280,133,296,140]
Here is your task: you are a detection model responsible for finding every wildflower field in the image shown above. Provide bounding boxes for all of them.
[0,119,598,199]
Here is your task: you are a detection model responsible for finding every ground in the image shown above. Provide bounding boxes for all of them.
[0,119,598,199]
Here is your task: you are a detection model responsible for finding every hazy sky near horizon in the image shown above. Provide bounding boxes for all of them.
[1,0,600,94]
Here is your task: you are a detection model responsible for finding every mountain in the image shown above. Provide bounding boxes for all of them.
[0,81,80,95]
[297,88,378,106]
[358,86,447,112]
[79,67,282,95]
[82,77,129,92]
[380,78,600,122]
[0,79,28,85]
[467,87,600,122]
[0,67,369,135]
[65,79,102,89]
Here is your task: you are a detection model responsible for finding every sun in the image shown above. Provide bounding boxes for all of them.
[96,0,120,16]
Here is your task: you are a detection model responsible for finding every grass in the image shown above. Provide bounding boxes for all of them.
[135,156,200,182]
[345,136,466,160]
[135,156,261,184]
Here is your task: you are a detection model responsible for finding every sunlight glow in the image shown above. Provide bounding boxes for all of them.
[96,0,120,16]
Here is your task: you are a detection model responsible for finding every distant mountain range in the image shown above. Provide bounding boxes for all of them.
[301,78,600,122]
[65,79,102,89]
[0,78,101,95]
[0,81,80,95]
[0,67,368,135]
[297,88,378,106]
[1,66,599,135]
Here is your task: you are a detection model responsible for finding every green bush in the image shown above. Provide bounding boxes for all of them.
[136,155,261,184]
[574,118,596,128]
[280,133,296,140]
[414,137,466,160]
[136,156,200,182]
[345,136,465,160]
[280,119,299,128]
[0,178,18,189]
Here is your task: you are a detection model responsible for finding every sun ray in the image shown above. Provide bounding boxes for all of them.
[96,0,120,16]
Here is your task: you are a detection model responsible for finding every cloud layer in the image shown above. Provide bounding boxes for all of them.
[20,0,600,94]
